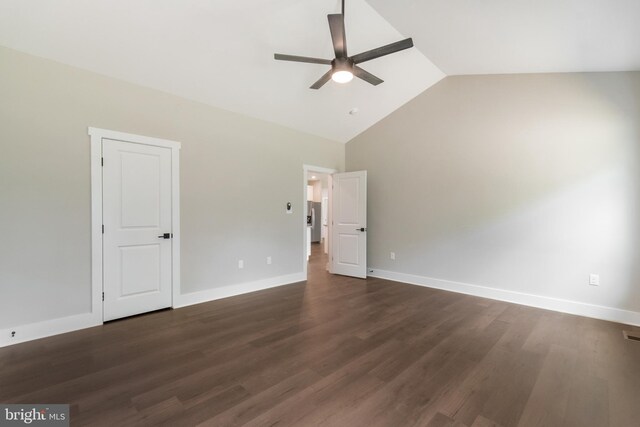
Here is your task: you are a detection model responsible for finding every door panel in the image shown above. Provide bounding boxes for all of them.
[338,177,360,224]
[331,171,367,278]
[120,151,162,228]
[337,234,359,265]
[120,245,161,296]
[103,139,172,321]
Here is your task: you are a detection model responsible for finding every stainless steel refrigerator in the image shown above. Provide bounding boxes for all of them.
[307,201,322,243]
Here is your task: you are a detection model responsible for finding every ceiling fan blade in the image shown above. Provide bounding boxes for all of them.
[274,54,332,65]
[353,66,384,86]
[351,38,414,64]
[328,14,347,58]
[310,70,333,90]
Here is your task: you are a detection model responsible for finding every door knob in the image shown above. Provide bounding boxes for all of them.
[356,228,367,232]
[158,233,172,239]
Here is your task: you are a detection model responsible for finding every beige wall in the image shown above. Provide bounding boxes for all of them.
[347,72,640,313]
[0,46,344,329]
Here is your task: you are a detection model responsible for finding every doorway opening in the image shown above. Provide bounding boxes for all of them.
[301,165,368,281]
[302,165,336,280]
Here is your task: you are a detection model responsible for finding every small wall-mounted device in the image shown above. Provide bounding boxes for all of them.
[286,202,292,214]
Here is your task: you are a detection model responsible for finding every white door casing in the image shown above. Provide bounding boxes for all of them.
[331,171,367,278]
[102,139,173,321]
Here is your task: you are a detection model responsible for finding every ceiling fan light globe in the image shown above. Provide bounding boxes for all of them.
[332,70,354,84]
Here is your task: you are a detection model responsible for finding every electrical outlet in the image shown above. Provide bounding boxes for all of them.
[390,252,396,260]
[238,260,244,269]
[589,274,600,286]
[267,256,272,265]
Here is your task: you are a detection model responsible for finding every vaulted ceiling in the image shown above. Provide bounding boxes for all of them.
[0,0,638,143]
[367,0,640,75]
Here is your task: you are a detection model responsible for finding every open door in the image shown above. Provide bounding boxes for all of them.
[330,171,367,278]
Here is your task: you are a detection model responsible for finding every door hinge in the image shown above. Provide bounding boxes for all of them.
[102,292,104,301]
[102,224,104,234]
[101,157,104,166]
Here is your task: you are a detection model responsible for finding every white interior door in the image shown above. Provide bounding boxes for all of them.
[331,171,367,278]
[102,139,173,321]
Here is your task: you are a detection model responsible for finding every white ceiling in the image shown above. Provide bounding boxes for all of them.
[0,0,444,143]
[0,1,637,143]
[367,0,640,75]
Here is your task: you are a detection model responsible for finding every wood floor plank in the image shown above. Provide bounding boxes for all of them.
[516,344,579,427]
[426,412,469,427]
[197,369,322,427]
[470,415,504,427]
[240,339,399,427]
[561,371,609,427]
[448,346,542,427]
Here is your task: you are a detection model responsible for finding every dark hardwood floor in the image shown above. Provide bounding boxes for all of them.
[2,243,640,426]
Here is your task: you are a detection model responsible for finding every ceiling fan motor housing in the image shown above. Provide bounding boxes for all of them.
[332,57,354,73]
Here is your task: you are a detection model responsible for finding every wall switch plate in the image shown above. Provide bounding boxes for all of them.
[390,252,396,260]
[267,256,272,265]
[238,260,244,269]
[589,274,600,286]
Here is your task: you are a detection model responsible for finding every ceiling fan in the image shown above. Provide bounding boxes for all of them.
[274,0,414,89]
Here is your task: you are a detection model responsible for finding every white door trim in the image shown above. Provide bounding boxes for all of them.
[89,127,181,323]
[302,164,337,280]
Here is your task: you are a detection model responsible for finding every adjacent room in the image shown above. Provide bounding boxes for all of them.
[1,0,639,426]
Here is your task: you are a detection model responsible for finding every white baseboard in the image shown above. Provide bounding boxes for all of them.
[0,312,101,348]
[369,268,640,327]
[5,268,637,348]
[174,272,306,308]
